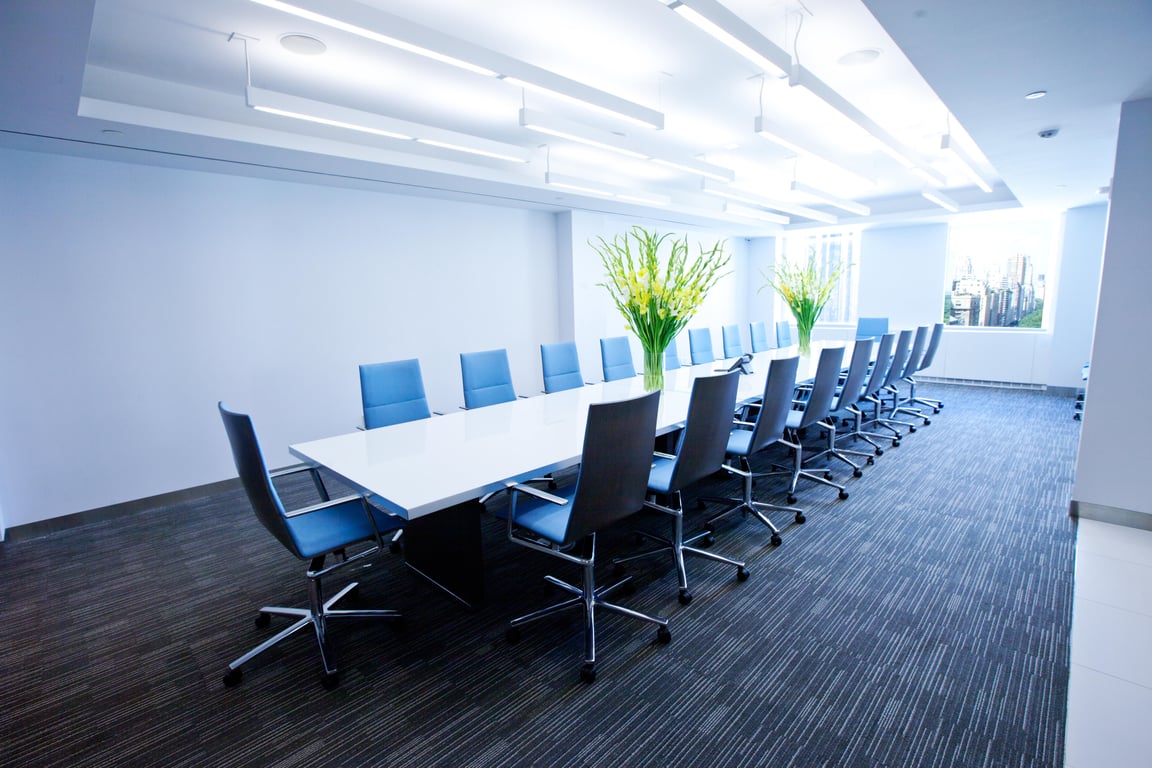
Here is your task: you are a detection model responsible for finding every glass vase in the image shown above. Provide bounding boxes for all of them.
[797,323,813,355]
[642,346,665,391]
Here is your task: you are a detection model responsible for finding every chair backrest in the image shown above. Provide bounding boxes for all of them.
[460,348,517,408]
[540,341,584,393]
[721,324,743,358]
[776,321,793,347]
[665,342,682,370]
[749,320,771,353]
[901,326,930,379]
[855,316,889,340]
[688,327,715,365]
[564,390,661,544]
[218,402,297,555]
[360,358,432,429]
[743,355,800,455]
[860,332,896,398]
[665,371,741,493]
[881,330,914,388]
[830,337,875,412]
[794,345,846,430]
[917,323,944,372]
[600,336,636,381]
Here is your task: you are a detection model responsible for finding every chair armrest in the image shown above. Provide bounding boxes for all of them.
[284,494,366,518]
[653,451,677,460]
[270,462,322,479]
[733,419,756,428]
[505,482,567,505]
[356,425,366,431]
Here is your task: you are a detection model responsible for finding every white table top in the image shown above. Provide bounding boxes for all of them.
[289,342,845,520]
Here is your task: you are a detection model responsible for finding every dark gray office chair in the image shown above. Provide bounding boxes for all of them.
[218,403,403,690]
[888,325,931,429]
[803,337,875,477]
[504,390,668,683]
[837,332,896,456]
[866,329,913,445]
[777,345,849,504]
[700,355,805,546]
[614,371,746,605]
[906,322,945,413]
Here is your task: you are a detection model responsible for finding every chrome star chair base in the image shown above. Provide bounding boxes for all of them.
[700,455,808,546]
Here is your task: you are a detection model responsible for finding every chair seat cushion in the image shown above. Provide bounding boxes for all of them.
[286,498,403,559]
[785,410,804,429]
[727,427,755,457]
[510,487,576,544]
[647,455,676,494]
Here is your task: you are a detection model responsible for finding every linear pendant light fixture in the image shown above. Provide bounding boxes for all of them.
[246,86,532,163]
[544,172,671,206]
[701,179,838,224]
[790,181,871,216]
[921,189,960,212]
[657,0,789,78]
[519,108,735,181]
[722,202,789,225]
[940,134,993,192]
[248,0,663,129]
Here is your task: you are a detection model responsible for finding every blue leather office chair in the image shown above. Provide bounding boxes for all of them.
[839,332,896,456]
[887,325,932,429]
[855,317,889,340]
[600,336,636,381]
[688,327,715,365]
[360,358,432,429]
[749,321,771,353]
[866,329,913,445]
[540,341,586,393]
[721,324,744,359]
[803,337,875,478]
[776,321,793,347]
[460,348,518,408]
[700,355,804,546]
[665,342,683,370]
[614,371,746,605]
[504,390,668,683]
[218,403,403,690]
[777,345,849,504]
[907,322,944,412]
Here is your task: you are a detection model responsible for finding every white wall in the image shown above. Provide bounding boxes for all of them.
[859,223,949,331]
[1047,204,1108,388]
[0,148,559,527]
[1073,98,1152,520]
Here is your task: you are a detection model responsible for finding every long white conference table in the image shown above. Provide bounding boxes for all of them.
[289,344,840,606]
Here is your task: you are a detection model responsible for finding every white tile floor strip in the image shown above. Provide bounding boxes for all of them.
[1065,519,1152,768]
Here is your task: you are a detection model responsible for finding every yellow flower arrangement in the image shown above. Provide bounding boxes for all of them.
[596,226,730,390]
[761,248,842,354]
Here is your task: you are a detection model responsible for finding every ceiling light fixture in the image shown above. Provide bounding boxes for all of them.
[1024,90,1048,100]
[790,181,870,216]
[722,202,789,225]
[658,0,789,78]
[921,189,959,213]
[788,64,946,186]
[701,180,838,224]
[279,33,327,55]
[940,134,992,193]
[753,117,875,187]
[248,0,664,128]
[544,172,670,205]
[246,86,532,163]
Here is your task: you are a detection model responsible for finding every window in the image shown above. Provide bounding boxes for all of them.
[776,230,860,324]
[943,212,1057,329]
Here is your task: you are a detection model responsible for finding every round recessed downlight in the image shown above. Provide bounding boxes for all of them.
[1025,90,1048,100]
[837,48,881,67]
[280,34,327,56]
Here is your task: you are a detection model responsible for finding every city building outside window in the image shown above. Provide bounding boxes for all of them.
[943,212,1057,329]
[775,229,861,325]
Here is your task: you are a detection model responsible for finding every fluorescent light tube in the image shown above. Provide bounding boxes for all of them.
[941,134,993,193]
[722,203,789,225]
[664,0,789,78]
[790,181,870,216]
[545,172,671,205]
[649,157,735,182]
[701,180,838,224]
[519,108,649,159]
[921,189,959,212]
[247,86,531,163]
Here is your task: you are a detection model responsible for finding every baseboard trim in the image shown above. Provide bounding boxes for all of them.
[1069,500,1152,532]
[3,478,241,543]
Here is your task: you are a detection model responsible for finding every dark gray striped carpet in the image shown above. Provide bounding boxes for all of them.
[0,383,1078,767]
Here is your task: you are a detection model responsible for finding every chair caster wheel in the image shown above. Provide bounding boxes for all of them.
[853,468,863,478]
[505,626,522,644]
[838,490,849,500]
[786,494,798,505]
[892,440,901,448]
[389,539,402,554]
[771,533,783,546]
[795,512,806,524]
[656,626,671,644]
[736,566,749,582]
[223,668,243,687]
[701,534,715,548]
[923,419,931,426]
[909,426,917,433]
[346,584,360,600]
[866,456,875,465]
[254,612,271,629]
[580,664,597,683]
[875,448,884,457]
[678,590,693,605]
[321,672,340,691]
[695,499,707,510]
[548,480,557,490]
[824,472,833,481]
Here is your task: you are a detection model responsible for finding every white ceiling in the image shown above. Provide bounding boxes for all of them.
[2,0,1150,234]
